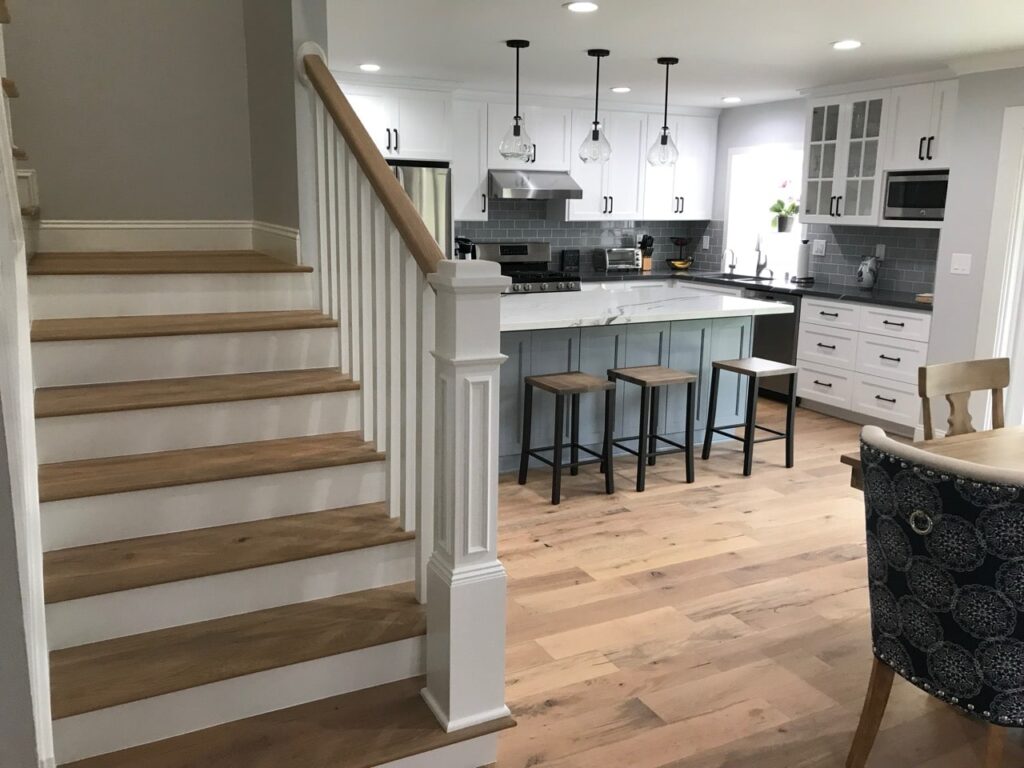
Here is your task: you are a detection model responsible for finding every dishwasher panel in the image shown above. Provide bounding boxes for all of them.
[744,289,802,399]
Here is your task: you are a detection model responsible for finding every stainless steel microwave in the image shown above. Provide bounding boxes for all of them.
[883,170,949,221]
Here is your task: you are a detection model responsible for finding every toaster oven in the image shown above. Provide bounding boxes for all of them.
[595,247,641,272]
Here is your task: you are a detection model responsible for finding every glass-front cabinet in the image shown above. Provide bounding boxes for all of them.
[801,90,888,226]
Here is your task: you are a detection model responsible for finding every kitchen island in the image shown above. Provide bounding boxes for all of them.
[499,282,793,472]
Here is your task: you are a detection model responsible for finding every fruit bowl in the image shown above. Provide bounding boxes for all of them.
[668,259,694,271]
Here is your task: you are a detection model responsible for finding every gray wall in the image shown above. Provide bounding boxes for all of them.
[244,0,299,229]
[930,66,1024,367]
[712,98,806,221]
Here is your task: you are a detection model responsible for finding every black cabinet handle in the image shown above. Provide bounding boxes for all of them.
[926,136,934,160]
[679,196,684,214]
[829,196,836,216]
[481,194,487,214]
[918,136,926,161]
[819,311,839,318]
[677,196,682,213]
[602,196,608,214]
[835,195,843,217]
[394,128,399,153]
[673,197,678,213]
[386,128,392,152]
[813,379,833,388]
[817,342,837,350]
[609,196,614,214]
[875,395,897,404]
[882,320,905,327]
[531,143,537,163]
[879,354,902,363]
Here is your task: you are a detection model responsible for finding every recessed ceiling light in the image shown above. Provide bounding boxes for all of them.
[359,63,381,72]
[563,1,599,12]
[722,96,742,104]
[832,39,862,51]
[611,86,631,94]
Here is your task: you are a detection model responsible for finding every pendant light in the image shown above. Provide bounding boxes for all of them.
[498,40,533,161]
[647,57,680,166]
[578,49,612,164]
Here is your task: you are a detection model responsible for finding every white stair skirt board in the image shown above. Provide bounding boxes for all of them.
[42,462,386,550]
[52,637,425,765]
[35,220,299,259]
[36,390,361,462]
[378,733,498,768]
[32,327,340,387]
[46,540,415,649]
[29,272,317,319]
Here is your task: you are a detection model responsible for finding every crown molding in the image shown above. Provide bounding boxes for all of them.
[800,67,956,99]
[948,48,1024,76]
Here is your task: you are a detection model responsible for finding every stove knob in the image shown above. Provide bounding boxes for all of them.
[523,284,531,292]
[511,284,519,292]
[540,283,548,291]
[557,282,565,290]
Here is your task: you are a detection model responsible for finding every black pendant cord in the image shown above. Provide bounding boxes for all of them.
[593,55,601,128]
[655,57,679,144]
[515,46,521,122]
[662,63,669,131]
[587,49,610,139]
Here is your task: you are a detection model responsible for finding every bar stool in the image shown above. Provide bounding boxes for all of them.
[518,372,616,505]
[607,365,698,491]
[701,357,798,476]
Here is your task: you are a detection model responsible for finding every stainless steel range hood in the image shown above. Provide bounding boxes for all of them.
[488,170,583,200]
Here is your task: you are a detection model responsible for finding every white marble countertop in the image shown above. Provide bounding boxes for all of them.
[500,282,792,332]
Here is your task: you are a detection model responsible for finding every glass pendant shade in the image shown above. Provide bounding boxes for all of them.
[579,122,612,163]
[647,127,679,166]
[499,117,533,160]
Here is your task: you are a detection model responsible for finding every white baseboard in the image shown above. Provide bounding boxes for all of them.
[36,219,300,262]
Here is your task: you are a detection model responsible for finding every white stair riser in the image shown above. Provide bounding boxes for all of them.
[52,637,425,765]
[46,540,414,649]
[36,390,361,462]
[42,462,386,550]
[379,734,498,768]
[29,273,317,319]
[33,327,340,386]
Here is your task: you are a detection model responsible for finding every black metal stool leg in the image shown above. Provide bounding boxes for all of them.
[570,393,580,476]
[603,386,615,494]
[647,386,659,466]
[637,385,651,492]
[702,367,721,460]
[785,372,797,468]
[742,374,759,477]
[518,382,533,485]
[685,380,695,483]
[552,394,564,504]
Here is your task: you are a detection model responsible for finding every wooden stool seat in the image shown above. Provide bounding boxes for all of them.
[525,371,615,395]
[713,357,798,378]
[607,365,697,388]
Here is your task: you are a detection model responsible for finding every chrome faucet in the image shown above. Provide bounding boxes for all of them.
[755,250,772,279]
[725,249,737,274]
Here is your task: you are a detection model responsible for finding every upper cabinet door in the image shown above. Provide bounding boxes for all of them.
[566,110,608,221]
[602,111,647,219]
[885,80,957,170]
[487,103,572,170]
[926,80,958,168]
[452,100,488,221]
[346,91,397,154]
[801,99,845,223]
[641,115,677,220]
[394,91,452,161]
[675,115,717,220]
[837,92,887,224]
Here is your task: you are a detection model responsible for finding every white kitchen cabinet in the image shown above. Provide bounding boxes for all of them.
[487,103,572,170]
[801,90,888,225]
[886,80,957,170]
[641,115,717,220]
[452,100,489,221]
[566,110,647,221]
[344,85,452,161]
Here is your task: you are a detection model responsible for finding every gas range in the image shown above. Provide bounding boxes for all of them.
[505,270,580,294]
[474,241,581,295]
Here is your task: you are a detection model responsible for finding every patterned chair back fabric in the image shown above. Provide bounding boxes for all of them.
[860,425,1024,727]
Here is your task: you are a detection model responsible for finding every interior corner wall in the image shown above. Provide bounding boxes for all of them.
[243,0,300,230]
[5,0,255,221]
[712,98,806,221]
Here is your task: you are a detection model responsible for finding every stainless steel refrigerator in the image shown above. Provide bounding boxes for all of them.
[388,160,452,258]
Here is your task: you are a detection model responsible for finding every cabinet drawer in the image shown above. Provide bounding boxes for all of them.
[852,374,920,427]
[797,325,858,370]
[796,361,853,410]
[856,333,929,384]
[859,305,931,342]
[803,298,861,331]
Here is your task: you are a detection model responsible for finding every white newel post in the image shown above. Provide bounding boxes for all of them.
[421,259,511,732]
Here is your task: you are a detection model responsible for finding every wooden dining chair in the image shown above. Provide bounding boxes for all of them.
[849,425,1024,768]
[919,357,1011,440]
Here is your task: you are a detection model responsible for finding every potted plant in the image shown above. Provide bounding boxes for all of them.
[770,198,800,232]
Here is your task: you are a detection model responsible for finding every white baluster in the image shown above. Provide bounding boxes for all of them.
[421,260,510,731]
[332,132,350,373]
[357,172,375,442]
[372,199,388,451]
[345,144,361,382]
[416,268,435,603]
[313,101,331,313]
[386,223,403,516]
[401,251,419,534]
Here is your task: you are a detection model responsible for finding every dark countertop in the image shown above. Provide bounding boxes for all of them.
[576,268,932,312]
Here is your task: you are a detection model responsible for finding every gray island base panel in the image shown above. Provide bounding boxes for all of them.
[498,284,793,473]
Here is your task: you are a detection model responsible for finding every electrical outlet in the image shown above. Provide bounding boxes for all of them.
[812,239,827,256]
[701,235,710,250]
[875,244,886,261]
[950,252,972,275]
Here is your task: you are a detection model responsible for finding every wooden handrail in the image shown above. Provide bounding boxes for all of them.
[303,54,443,276]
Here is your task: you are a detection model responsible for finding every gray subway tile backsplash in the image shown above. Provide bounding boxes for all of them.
[803,223,938,294]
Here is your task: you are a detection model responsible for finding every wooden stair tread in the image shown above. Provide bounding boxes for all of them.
[50,583,424,719]
[3,76,18,97]
[61,675,514,767]
[38,432,384,502]
[36,368,358,417]
[20,204,40,219]
[28,250,313,275]
[13,145,26,160]
[31,310,337,342]
[45,503,409,603]
[0,0,10,23]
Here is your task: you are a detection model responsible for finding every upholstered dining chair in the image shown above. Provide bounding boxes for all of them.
[849,425,1024,768]
[919,357,1011,440]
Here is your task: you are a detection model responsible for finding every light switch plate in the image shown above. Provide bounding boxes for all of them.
[702,235,710,250]
[812,239,827,256]
[950,252,972,275]
[875,244,886,260]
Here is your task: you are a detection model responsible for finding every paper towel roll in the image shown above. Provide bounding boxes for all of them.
[795,240,811,280]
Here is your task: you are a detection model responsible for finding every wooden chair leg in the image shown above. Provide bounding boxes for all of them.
[701,367,721,460]
[845,658,895,768]
[985,725,1006,768]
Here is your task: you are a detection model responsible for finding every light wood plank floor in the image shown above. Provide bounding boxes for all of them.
[497,400,1024,767]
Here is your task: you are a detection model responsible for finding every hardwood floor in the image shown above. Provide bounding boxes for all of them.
[497,400,1024,767]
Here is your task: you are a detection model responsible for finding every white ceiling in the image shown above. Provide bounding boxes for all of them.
[326,0,1024,107]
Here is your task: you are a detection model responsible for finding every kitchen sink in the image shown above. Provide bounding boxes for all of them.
[702,272,775,282]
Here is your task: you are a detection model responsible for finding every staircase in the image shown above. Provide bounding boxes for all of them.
[0,17,512,767]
